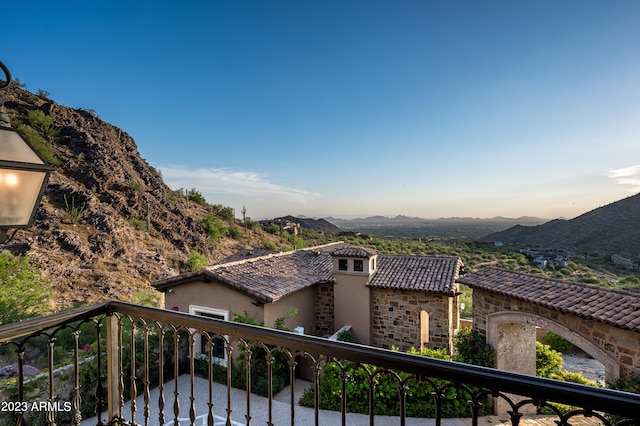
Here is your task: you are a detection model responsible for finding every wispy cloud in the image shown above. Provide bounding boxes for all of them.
[158,165,321,204]
[607,165,640,189]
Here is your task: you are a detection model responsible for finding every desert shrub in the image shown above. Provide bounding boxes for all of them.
[128,218,148,232]
[262,238,277,251]
[202,214,226,243]
[187,187,207,206]
[227,225,241,239]
[212,204,234,221]
[184,250,209,271]
[13,121,61,165]
[63,194,86,223]
[128,180,144,191]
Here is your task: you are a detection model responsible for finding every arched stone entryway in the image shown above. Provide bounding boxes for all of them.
[487,311,619,382]
[459,267,640,380]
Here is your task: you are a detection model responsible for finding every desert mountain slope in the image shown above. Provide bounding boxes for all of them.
[2,86,275,309]
[484,193,640,256]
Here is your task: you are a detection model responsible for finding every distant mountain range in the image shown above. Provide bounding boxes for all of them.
[327,215,547,228]
[282,215,549,240]
[484,193,640,256]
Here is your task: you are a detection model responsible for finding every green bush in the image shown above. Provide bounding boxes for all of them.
[536,341,564,377]
[262,238,277,251]
[202,214,226,243]
[184,250,209,271]
[228,225,241,239]
[27,109,57,138]
[0,252,51,325]
[13,122,61,165]
[299,347,491,417]
[129,180,144,191]
[128,218,148,232]
[453,328,495,367]
[543,332,573,353]
[213,204,234,221]
[232,311,294,397]
[187,187,207,206]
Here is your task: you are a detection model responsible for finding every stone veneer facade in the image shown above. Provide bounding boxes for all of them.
[371,288,455,353]
[314,283,335,337]
[473,289,640,378]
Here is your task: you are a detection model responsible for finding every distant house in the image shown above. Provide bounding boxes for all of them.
[152,242,464,357]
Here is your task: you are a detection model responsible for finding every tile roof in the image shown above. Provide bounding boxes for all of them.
[458,267,640,332]
[152,242,462,303]
[368,255,462,294]
[331,246,379,258]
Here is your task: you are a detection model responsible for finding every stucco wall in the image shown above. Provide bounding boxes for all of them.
[333,273,372,345]
[371,288,455,352]
[264,286,316,335]
[164,279,262,322]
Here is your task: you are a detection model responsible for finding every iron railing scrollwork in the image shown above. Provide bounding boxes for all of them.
[0,300,638,426]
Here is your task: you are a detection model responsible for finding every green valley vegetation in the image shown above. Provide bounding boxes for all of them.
[0,252,52,325]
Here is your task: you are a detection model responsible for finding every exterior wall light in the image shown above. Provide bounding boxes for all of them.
[0,61,54,243]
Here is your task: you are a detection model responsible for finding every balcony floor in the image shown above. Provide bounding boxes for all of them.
[80,375,470,426]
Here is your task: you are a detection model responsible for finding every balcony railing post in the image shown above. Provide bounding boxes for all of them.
[106,313,121,423]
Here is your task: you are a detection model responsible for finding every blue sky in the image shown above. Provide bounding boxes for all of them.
[3,1,640,220]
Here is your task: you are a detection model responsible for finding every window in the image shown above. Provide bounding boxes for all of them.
[189,306,228,366]
[338,259,348,271]
[420,310,430,349]
[354,259,364,272]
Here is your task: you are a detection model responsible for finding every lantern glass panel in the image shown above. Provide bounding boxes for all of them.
[0,168,47,226]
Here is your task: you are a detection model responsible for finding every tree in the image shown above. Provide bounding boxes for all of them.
[0,252,51,325]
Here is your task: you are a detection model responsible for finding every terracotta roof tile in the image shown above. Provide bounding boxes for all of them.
[368,255,462,294]
[152,242,463,303]
[458,267,640,332]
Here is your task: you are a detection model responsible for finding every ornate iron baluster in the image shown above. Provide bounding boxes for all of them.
[117,314,125,419]
[172,326,181,425]
[241,339,252,425]
[205,332,215,426]
[16,345,26,426]
[46,335,57,426]
[94,319,105,425]
[284,348,297,426]
[225,335,233,426]
[129,316,137,423]
[157,323,166,426]
[142,319,151,426]
[188,330,197,425]
[308,353,324,426]
[71,330,82,425]
[262,344,274,426]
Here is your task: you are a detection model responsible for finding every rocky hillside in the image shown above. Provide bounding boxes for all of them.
[484,193,640,258]
[1,85,282,310]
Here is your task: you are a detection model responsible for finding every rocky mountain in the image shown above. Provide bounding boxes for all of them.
[484,193,640,257]
[1,85,281,310]
[278,215,343,234]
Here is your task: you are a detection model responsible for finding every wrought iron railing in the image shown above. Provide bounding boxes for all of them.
[0,301,638,426]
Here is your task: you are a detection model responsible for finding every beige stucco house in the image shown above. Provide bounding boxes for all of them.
[152,242,464,361]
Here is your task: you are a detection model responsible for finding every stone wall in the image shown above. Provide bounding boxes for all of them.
[371,288,454,352]
[473,289,640,378]
[314,283,334,337]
